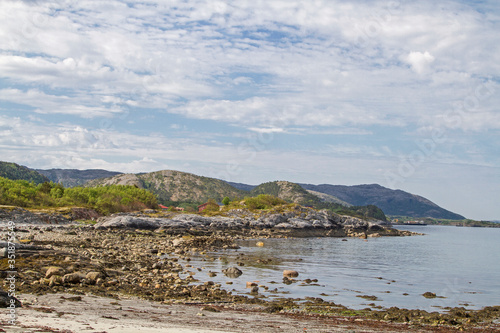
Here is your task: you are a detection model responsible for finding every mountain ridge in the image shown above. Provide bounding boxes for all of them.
[0,161,465,220]
[299,183,465,220]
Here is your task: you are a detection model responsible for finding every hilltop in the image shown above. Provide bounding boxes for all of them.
[85,170,248,204]
[0,161,49,184]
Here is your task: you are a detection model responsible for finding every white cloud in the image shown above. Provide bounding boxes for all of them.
[406,51,435,74]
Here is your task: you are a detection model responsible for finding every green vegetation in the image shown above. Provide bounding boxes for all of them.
[243,194,287,210]
[0,177,157,215]
[0,161,49,184]
[222,196,230,206]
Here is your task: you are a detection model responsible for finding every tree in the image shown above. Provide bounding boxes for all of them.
[222,196,230,206]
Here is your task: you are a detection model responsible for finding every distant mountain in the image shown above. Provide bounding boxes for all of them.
[85,169,248,203]
[0,161,49,184]
[37,168,122,187]
[300,183,465,220]
[225,181,256,192]
[250,181,386,221]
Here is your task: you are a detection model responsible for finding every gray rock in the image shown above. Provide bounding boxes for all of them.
[222,267,242,278]
[94,216,161,229]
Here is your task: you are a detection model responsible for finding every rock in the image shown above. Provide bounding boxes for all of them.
[94,216,161,230]
[49,275,63,286]
[256,241,264,247]
[208,272,217,277]
[246,282,257,288]
[62,273,83,284]
[283,270,299,278]
[86,271,104,284]
[222,267,242,278]
[423,292,437,298]
[45,266,65,279]
[250,286,259,293]
[0,290,21,308]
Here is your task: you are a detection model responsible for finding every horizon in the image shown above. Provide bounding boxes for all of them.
[0,1,499,220]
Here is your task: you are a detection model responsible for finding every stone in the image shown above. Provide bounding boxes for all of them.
[45,266,65,279]
[49,275,63,286]
[0,290,21,308]
[246,282,257,288]
[250,286,259,293]
[222,267,242,278]
[62,273,83,284]
[283,270,299,278]
[422,292,437,298]
[256,241,264,247]
[86,271,104,284]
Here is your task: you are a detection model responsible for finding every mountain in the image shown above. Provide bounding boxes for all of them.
[305,189,352,207]
[250,181,386,221]
[0,161,49,184]
[250,181,328,206]
[37,168,122,187]
[85,169,248,203]
[299,183,465,220]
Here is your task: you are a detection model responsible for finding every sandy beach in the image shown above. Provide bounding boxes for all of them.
[1,292,451,333]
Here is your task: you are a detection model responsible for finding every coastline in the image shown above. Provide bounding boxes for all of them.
[1,211,499,332]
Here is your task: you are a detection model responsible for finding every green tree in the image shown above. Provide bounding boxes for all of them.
[222,196,230,206]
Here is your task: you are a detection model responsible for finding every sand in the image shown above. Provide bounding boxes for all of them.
[0,293,419,333]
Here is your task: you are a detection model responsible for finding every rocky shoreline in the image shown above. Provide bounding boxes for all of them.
[1,207,499,332]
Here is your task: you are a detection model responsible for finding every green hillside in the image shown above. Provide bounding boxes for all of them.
[0,176,157,215]
[0,161,49,184]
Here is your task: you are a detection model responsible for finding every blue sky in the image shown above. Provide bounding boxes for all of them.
[0,0,499,220]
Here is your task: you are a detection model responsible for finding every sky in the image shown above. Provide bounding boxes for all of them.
[0,0,499,220]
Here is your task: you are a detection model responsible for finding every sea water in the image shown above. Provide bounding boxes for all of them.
[180,225,500,312]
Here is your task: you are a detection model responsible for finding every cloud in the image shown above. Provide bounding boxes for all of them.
[406,51,435,74]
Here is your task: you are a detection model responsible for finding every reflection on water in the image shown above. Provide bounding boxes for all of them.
[176,226,500,311]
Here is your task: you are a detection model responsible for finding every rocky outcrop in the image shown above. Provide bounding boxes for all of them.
[94,207,402,237]
[0,208,70,225]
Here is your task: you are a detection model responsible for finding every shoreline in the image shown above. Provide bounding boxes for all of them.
[1,217,499,331]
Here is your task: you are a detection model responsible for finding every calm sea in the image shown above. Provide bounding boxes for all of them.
[181,225,500,312]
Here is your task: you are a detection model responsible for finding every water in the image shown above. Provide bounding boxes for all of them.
[178,226,500,312]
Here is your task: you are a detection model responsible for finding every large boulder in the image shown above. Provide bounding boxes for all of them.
[94,216,161,229]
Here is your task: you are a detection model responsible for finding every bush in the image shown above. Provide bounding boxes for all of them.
[0,176,158,214]
[244,194,286,210]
